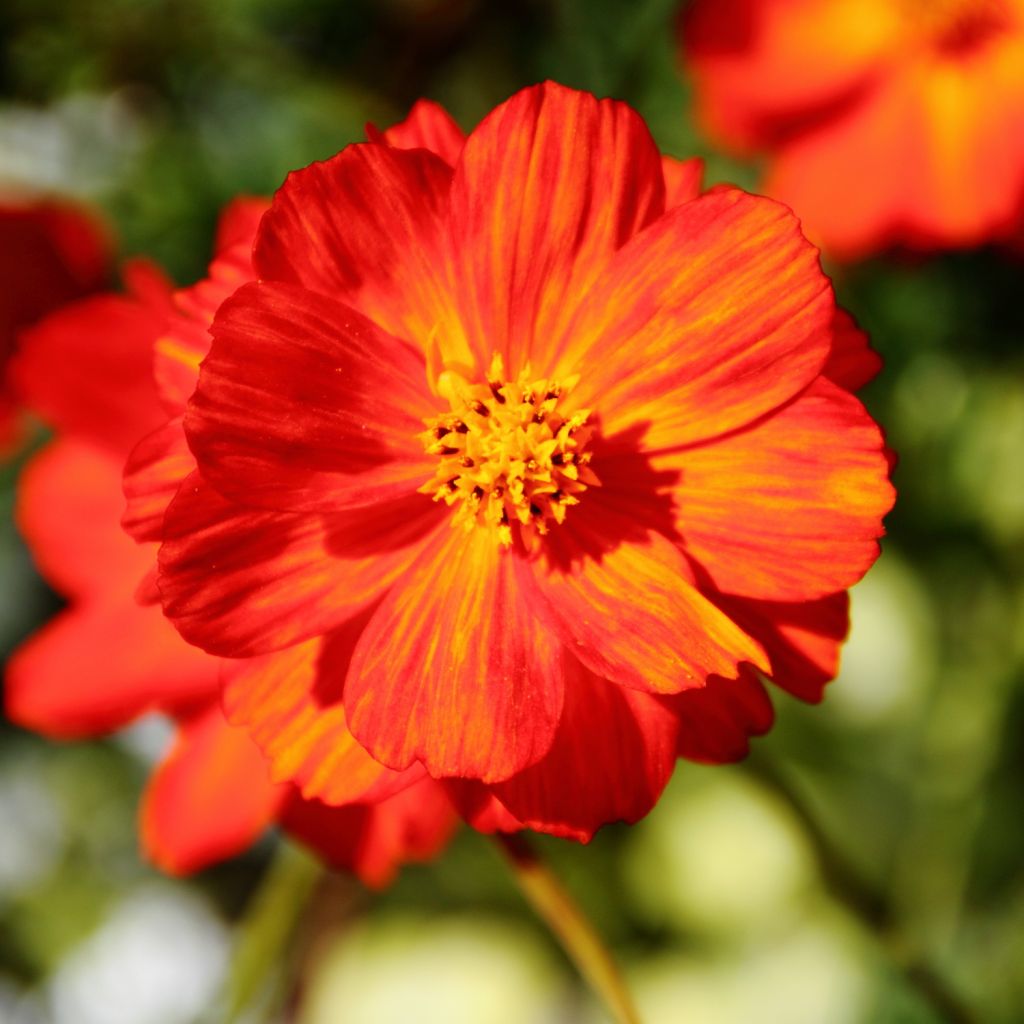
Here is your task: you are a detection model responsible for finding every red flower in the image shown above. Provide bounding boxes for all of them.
[4,104,464,883]
[0,198,111,454]
[153,82,894,842]
[682,0,1024,258]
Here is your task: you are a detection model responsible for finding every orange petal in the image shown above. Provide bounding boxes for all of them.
[442,80,666,374]
[683,0,901,152]
[560,188,833,448]
[141,705,286,875]
[660,378,894,601]
[662,154,705,208]
[122,418,193,542]
[380,98,466,165]
[671,666,774,763]
[282,779,458,888]
[158,471,441,656]
[489,654,680,841]
[346,527,565,783]
[223,630,424,806]
[187,281,436,514]
[254,142,455,354]
[528,503,767,694]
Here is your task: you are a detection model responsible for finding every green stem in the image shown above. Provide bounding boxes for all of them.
[495,833,642,1024]
[221,843,324,1024]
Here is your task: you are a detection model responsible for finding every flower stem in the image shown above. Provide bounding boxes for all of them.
[495,832,642,1024]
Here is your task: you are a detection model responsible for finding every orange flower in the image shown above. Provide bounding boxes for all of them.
[682,0,1024,258]
[0,198,111,454]
[153,82,894,841]
[4,105,463,884]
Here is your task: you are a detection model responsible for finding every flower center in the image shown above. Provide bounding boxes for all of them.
[903,0,1014,51]
[420,356,598,547]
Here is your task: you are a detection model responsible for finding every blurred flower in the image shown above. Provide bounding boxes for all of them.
[3,104,465,886]
[682,0,1024,259]
[154,81,894,842]
[0,198,111,455]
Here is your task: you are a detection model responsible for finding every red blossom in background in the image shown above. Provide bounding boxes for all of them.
[682,0,1024,259]
[3,105,465,884]
[0,198,111,454]
[149,82,894,843]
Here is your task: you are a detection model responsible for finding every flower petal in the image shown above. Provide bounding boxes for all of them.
[223,630,424,805]
[4,600,219,737]
[122,418,193,542]
[561,188,834,448]
[254,142,454,349]
[661,378,894,601]
[141,705,285,875]
[381,99,466,165]
[490,654,680,841]
[528,503,767,694]
[662,155,704,208]
[158,472,441,656]
[346,527,565,783]
[186,281,436,513]
[721,592,850,703]
[824,308,881,391]
[16,439,148,598]
[671,666,774,763]
[10,291,167,455]
[443,80,666,373]
[281,779,458,888]
[444,781,523,834]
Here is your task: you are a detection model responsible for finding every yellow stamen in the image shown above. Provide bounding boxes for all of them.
[420,355,598,546]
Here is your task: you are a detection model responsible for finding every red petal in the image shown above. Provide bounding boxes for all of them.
[722,592,850,703]
[444,780,523,834]
[141,705,286,875]
[443,81,665,373]
[254,142,454,349]
[122,418,193,542]
[10,292,167,455]
[672,666,774,763]
[223,630,424,805]
[158,471,440,656]
[17,440,150,598]
[490,654,680,841]
[662,155,705,207]
[528,503,767,694]
[346,527,565,782]
[381,99,466,165]
[154,199,265,414]
[824,309,882,391]
[0,200,111,351]
[186,281,436,513]
[5,600,219,737]
[561,188,833,449]
[282,779,458,888]
[661,378,894,601]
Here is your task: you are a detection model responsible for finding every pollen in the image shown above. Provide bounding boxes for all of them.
[419,355,599,546]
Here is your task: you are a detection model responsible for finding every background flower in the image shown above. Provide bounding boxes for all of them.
[681,0,1024,259]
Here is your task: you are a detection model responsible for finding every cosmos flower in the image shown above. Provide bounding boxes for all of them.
[682,0,1024,258]
[153,82,894,842]
[0,198,111,454]
[5,150,457,884]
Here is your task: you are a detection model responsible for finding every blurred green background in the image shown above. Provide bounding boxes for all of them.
[1,1,1022,1022]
